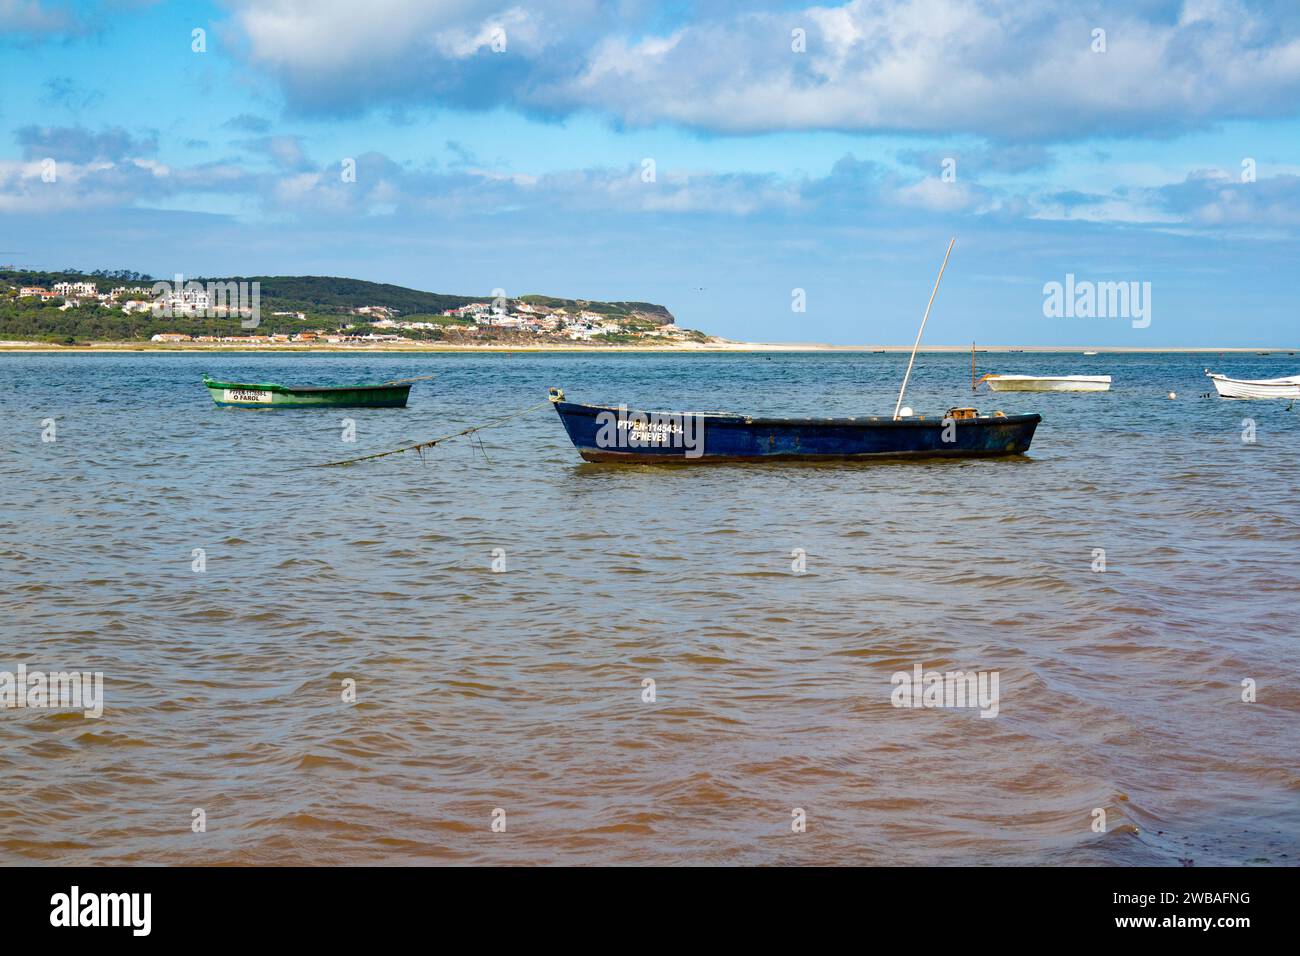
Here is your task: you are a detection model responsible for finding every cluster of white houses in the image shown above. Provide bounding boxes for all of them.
[9,281,689,345]
[18,282,155,312]
[13,281,252,317]
[431,300,680,341]
[150,331,407,344]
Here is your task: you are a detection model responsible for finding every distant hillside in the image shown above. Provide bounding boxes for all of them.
[0,269,680,343]
[517,295,674,326]
[0,270,675,321]
[194,275,480,315]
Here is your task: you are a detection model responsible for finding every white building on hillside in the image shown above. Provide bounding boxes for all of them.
[156,287,210,315]
[53,281,97,297]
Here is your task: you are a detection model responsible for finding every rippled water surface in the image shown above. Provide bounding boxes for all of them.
[1,351,1297,865]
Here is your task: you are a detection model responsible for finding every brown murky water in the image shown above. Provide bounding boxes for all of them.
[2,353,1297,865]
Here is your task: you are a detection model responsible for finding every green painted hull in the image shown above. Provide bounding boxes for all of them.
[203,376,412,408]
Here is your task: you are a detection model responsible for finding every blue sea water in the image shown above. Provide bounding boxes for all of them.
[1,350,1297,865]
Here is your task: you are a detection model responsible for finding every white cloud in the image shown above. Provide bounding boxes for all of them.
[895,177,986,213]
[227,0,1300,140]
[5,129,1298,242]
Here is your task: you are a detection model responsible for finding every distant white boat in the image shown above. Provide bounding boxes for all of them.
[981,374,1111,392]
[1205,369,1300,399]
[1082,351,1098,356]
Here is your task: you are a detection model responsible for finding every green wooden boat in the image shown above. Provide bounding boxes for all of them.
[203,374,417,408]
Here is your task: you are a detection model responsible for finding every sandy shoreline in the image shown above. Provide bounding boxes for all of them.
[0,341,1293,354]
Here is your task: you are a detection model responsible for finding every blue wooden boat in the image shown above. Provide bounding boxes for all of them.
[547,239,1042,464]
[548,389,1040,462]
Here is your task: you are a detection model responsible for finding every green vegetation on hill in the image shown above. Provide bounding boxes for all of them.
[0,301,342,343]
[517,295,673,324]
[0,270,680,343]
[0,268,155,293]
[396,312,476,326]
[191,275,482,316]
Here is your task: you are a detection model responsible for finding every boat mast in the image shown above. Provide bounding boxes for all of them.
[893,237,955,420]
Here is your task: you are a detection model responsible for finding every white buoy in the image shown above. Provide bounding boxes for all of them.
[1168,391,1177,399]
[900,406,914,417]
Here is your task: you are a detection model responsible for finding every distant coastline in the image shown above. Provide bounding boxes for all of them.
[0,270,710,350]
[6,272,1293,356]
[0,340,1292,354]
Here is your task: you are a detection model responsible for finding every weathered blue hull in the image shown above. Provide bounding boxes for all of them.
[550,393,1041,463]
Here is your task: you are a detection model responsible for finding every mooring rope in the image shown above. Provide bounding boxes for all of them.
[381,374,437,385]
[314,399,553,467]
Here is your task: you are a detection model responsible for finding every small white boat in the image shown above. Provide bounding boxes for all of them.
[980,374,1111,392]
[1205,369,1300,399]
[1082,351,1098,356]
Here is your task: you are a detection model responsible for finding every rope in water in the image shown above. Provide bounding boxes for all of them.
[314,399,553,467]
[381,374,438,385]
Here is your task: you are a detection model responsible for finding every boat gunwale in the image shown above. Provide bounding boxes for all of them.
[202,377,412,394]
[1204,371,1300,387]
[554,400,1042,428]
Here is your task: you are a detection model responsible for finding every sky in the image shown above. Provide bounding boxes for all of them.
[1,0,1298,345]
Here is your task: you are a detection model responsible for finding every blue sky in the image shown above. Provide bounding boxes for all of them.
[2,0,1299,345]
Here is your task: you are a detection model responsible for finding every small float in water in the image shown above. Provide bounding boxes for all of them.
[549,238,1042,464]
[978,374,1111,392]
[203,374,424,408]
[1204,369,1300,399]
